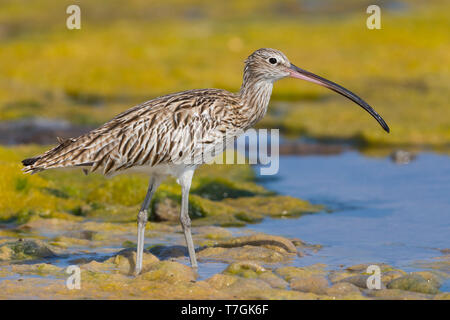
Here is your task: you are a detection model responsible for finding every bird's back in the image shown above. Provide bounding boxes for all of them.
[22,88,243,175]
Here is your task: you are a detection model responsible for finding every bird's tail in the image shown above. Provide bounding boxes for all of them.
[22,136,94,174]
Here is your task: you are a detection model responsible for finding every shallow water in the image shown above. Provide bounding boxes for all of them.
[251,150,450,290]
[2,149,448,295]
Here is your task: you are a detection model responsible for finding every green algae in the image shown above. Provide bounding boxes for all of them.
[0,239,56,261]
[387,274,440,295]
[138,261,196,284]
[0,237,447,300]
[194,226,232,240]
[0,146,321,227]
[182,194,321,226]
[0,1,448,146]
[191,177,270,201]
[224,261,267,278]
[366,288,434,300]
[434,293,450,300]
[11,263,64,277]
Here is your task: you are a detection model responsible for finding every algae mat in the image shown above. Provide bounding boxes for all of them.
[0,0,449,146]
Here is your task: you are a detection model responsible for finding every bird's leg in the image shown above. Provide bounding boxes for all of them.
[179,170,198,269]
[135,176,160,276]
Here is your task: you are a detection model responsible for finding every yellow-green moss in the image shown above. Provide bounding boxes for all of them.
[0,1,448,145]
[0,146,322,225]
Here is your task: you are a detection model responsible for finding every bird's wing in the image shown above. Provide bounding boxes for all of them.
[22,89,241,175]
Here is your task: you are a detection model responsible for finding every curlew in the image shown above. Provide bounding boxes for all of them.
[22,48,389,275]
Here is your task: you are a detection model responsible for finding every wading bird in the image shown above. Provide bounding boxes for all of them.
[22,48,389,275]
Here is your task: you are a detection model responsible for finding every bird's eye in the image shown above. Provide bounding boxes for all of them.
[269,58,277,64]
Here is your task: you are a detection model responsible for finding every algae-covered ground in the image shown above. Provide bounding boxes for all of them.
[0,144,449,299]
[0,145,326,299]
[0,0,449,146]
[0,145,320,225]
[0,221,448,299]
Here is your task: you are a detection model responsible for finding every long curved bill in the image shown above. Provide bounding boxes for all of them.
[288,63,390,133]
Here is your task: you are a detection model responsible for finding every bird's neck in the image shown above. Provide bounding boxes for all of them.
[238,69,273,128]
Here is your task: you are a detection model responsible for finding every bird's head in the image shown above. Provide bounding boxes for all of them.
[244,48,390,133]
[244,48,292,81]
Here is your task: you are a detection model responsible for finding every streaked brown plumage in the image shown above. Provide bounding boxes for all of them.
[23,88,243,175]
[22,48,389,274]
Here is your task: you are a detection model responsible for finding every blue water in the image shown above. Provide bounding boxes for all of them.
[252,151,450,289]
